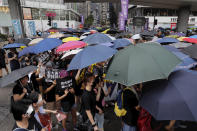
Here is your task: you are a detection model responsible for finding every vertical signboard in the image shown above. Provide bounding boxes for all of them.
[12,19,22,35]
[28,21,36,36]
[119,13,125,31]
[81,15,84,24]
[121,0,129,19]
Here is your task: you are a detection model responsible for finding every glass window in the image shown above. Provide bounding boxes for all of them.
[60,10,65,20]
[32,8,40,20]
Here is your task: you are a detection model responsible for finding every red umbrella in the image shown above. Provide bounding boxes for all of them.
[56,41,87,52]
[183,38,197,44]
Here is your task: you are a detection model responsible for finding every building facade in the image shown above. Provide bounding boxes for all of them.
[128,6,197,32]
[0,0,82,37]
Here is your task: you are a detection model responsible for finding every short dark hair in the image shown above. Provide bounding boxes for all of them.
[28,92,39,104]
[11,99,32,121]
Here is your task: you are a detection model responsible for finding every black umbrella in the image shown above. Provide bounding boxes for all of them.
[0,66,37,88]
[115,32,132,38]
[140,30,155,37]
[15,38,32,45]
[181,44,197,60]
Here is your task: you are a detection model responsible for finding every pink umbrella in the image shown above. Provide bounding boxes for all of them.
[183,38,197,44]
[56,41,87,52]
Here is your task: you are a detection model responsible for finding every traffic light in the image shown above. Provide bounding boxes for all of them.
[48,16,52,26]
[154,19,158,25]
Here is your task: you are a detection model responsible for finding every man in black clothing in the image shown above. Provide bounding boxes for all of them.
[122,86,139,131]
[11,99,44,131]
[0,48,8,77]
[8,48,20,71]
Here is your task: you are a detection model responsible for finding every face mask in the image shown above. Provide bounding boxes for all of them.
[26,105,34,116]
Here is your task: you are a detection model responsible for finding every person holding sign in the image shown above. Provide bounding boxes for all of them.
[56,71,77,131]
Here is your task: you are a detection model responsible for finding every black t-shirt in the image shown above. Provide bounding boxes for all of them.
[30,73,40,93]
[56,77,75,103]
[94,88,105,113]
[122,89,139,126]
[12,84,27,99]
[42,79,56,102]
[13,116,42,131]
[81,90,96,121]
[0,49,5,63]
[8,52,20,71]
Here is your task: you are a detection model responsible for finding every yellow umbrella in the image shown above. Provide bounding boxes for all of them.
[62,37,80,43]
[177,37,188,41]
[102,28,110,34]
[166,35,179,38]
[19,46,27,51]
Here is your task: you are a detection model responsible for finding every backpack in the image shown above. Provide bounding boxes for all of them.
[137,108,153,131]
[114,87,133,117]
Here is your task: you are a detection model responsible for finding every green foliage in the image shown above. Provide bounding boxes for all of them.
[84,15,94,28]
[0,33,8,41]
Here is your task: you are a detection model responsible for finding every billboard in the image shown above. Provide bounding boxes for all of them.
[23,8,32,20]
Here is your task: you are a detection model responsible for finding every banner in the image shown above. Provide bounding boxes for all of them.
[57,77,74,90]
[38,52,50,64]
[144,18,149,30]
[119,13,125,31]
[12,19,22,35]
[81,15,84,24]
[121,0,129,19]
[28,21,36,36]
[45,69,60,82]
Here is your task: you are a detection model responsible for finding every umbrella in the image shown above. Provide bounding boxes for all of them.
[170,32,186,37]
[115,32,132,38]
[183,38,197,44]
[3,43,26,49]
[177,37,188,41]
[173,52,197,71]
[61,49,82,59]
[157,37,179,44]
[15,38,32,45]
[67,45,117,71]
[162,45,180,52]
[0,66,37,88]
[106,34,116,40]
[62,37,80,43]
[100,42,114,47]
[140,30,154,37]
[112,38,131,49]
[18,46,36,57]
[189,35,197,39]
[140,70,197,121]
[169,42,192,48]
[182,44,197,59]
[48,32,65,38]
[32,38,62,54]
[28,38,44,46]
[102,28,110,34]
[106,42,181,86]
[56,41,87,52]
[83,33,113,45]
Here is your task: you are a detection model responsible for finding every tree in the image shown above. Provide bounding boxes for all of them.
[109,3,117,28]
[84,15,94,28]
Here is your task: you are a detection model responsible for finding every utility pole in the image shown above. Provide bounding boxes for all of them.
[8,0,25,38]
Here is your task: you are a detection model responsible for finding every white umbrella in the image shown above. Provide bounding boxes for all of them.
[61,49,82,59]
[48,32,65,38]
[28,38,44,46]
[106,34,116,40]
[170,42,192,48]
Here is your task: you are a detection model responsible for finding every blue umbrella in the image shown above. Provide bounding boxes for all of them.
[163,45,197,70]
[140,70,197,121]
[3,43,26,49]
[18,46,35,57]
[32,38,62,54]
[157,37,179,44]
[67,45,117,71]
[83,33,112,45]
[112,38,131,49]
[189,35,197,39]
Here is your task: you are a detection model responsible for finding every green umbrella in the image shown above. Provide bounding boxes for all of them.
[106,42,181,86]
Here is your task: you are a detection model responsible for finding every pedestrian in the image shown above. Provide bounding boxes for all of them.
[56,71,77,131]
[12,76,30,102]
[11,99,46,131]
[81,73,99,131]
[8,48,20,71]
[0,47,9,78]
[122,85,139,131]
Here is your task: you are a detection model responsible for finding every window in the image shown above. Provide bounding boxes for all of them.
[32,8,40,20]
